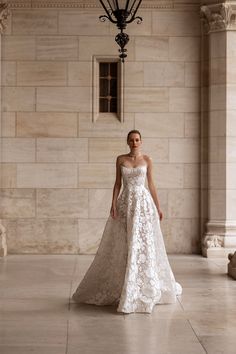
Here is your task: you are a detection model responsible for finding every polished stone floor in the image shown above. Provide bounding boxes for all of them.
[0,254,236,354]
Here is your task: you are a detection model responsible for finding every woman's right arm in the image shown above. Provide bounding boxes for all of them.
[110,156,122,219]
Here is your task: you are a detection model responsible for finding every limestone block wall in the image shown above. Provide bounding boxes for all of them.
[0,2,201,254]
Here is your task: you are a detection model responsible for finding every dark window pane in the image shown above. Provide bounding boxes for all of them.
[100,98,109,112]
[100,79,109,97]
[110,79,117,97]
[110,63,117,77]
[99,62,118,113]
[100,63,109,77]
[110,98,117,113]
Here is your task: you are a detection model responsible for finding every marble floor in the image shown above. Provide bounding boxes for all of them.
[0,254,236,354]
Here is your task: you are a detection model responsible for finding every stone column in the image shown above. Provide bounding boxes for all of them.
[0,3,10,256]
[201,2,236,257]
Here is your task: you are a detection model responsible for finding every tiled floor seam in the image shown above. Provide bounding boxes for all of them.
[187,319,208,354]
[65,319,69,354]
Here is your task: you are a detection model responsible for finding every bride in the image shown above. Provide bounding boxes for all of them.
[72,130,182,313]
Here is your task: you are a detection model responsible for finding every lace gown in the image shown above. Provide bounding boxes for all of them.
[72,165,182,313]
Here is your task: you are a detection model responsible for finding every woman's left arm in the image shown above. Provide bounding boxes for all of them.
[146,157,163,221]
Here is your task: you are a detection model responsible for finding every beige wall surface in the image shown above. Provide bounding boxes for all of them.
[0,3,201,254]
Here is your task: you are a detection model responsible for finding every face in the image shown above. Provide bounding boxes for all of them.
[127,133,142,151]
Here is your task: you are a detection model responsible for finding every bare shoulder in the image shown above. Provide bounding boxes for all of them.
[116,154,129,166]
[143,154,153,167]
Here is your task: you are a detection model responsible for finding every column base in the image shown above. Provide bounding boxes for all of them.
[202,221,236,258]
[203,246,236,258]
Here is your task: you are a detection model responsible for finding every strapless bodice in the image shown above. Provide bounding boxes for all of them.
[73,162,182,314]
[121,165,147,189]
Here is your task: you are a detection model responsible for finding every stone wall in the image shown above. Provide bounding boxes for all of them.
[0,0,201,254]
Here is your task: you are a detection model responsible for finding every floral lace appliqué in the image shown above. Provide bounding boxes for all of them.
[72,165,182,313]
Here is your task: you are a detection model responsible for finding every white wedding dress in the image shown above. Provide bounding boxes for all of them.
[72,164,182,313]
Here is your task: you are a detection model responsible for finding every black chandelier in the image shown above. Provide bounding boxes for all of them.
[99,0,143,62]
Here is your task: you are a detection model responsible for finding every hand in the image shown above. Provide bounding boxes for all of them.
[158,209,163,221]
[110,205,118,219]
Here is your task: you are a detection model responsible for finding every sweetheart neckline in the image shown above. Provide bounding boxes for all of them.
[121,165,147,170]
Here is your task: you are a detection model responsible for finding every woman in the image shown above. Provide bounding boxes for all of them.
[72,130,182,313]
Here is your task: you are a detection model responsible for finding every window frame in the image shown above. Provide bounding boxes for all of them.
[99,62,118,114]
[92,56,124,122]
